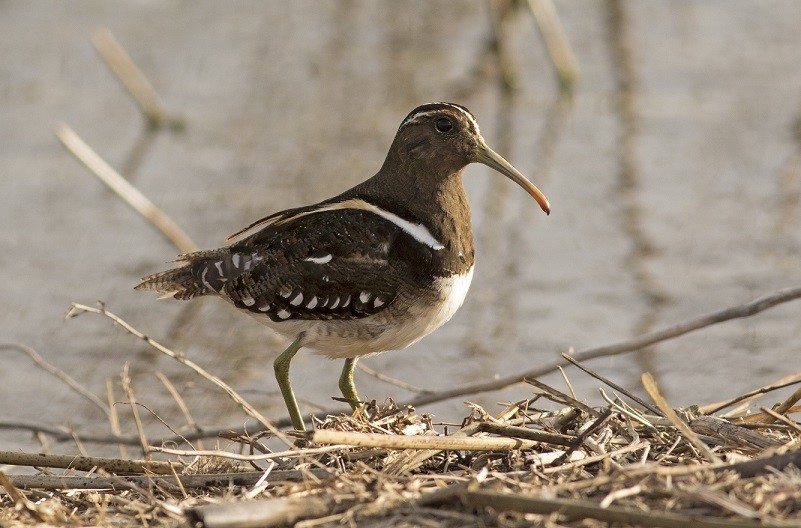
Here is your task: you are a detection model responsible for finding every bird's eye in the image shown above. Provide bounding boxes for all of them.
[435,118,453,133]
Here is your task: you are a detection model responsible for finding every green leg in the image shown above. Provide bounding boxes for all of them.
[338,358,361,410]
[273,336,305,432]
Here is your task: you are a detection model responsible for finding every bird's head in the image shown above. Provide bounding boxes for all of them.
[389,102,550,215]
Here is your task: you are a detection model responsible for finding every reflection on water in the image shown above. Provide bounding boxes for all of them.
[1,2,801,452]
[607,0,669,379]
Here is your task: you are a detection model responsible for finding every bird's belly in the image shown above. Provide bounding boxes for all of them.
[253,266,474,359]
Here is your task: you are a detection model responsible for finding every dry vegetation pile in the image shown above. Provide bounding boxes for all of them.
[2,306,801,528]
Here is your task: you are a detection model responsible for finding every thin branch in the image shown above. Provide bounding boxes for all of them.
[54,123,198,253]
[155,371,202,441]
[357,362,425,393]
[759,407,801,434]
[66,302,294,448]
[6,469,331,491]
[150,445,347,462]
[527,0,579,91]
[642,373,720,464]
[402,285,801,409]
[125,400,195,451]
[701,373,801,416]
[524,376,600,417]
[0,420,151,447]
[599,388,659,432]
[0,343,110,419]
[91,28,181,128]
[120,363,150,458]
[71,429,90,458]
[562,353,662,416]
[309,429,543,451]
[762,385,801,425]
[0,419,272,448]
[476,422,575,447]
[551,408,613,466]
[465,489,772,528]
[541,441,650,475]
[0,450,181,475]
[106,378,128,458]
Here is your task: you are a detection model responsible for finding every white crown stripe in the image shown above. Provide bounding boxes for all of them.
[401,110,442,126]
[400,103,481,134]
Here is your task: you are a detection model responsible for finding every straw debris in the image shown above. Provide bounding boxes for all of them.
[2,333,801,528]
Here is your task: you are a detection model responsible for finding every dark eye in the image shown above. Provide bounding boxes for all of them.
[435,117,453,133]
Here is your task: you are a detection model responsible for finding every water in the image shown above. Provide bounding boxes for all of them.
[1,1,800,452]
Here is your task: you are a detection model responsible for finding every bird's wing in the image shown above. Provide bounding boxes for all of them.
[192,205,439,321]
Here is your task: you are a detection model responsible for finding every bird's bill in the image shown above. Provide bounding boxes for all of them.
[475,142,551,215]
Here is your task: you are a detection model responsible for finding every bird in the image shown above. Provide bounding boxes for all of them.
[136,102,550,433]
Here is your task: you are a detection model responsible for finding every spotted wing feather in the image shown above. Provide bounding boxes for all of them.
[224,208,428,321]
[137,207,437,321]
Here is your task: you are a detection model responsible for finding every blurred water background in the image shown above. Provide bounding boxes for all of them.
[1,1,800,452]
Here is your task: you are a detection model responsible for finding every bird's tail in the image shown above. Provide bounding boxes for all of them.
[135,249,229,300]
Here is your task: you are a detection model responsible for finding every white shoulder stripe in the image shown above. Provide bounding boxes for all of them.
[269,198,445,250]
[352,200,446,250]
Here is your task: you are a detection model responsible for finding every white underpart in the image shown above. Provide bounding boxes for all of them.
[305,254,333,264]
[330,266,473,358]
[306,296,318,309]
[424,266,474,339]
[249,266,475,359]
[289,292,303,306]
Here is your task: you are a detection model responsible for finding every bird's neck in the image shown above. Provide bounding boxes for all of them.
[353,164,475,270]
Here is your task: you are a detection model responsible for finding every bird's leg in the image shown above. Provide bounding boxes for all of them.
[273,336,305,432]
[338,358,361,411]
